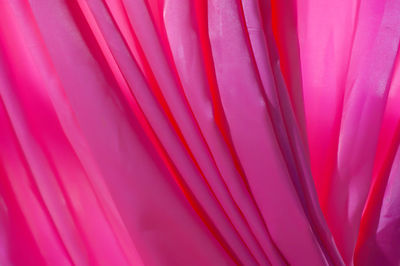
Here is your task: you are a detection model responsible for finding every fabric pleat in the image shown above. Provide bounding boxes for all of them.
[0,0,399,265]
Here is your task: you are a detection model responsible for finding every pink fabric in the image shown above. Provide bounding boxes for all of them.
[0,0,399,265]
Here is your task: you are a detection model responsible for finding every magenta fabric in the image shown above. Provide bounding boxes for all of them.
[0,0,399,265]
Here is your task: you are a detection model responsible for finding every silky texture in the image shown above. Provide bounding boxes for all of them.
[0,0,399,265]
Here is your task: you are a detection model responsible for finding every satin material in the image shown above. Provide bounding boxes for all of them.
[0,0,398,265]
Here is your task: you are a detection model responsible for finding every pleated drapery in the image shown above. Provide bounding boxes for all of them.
[0,0,399,265]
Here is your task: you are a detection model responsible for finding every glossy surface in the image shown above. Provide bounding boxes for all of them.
[0,0,399,265]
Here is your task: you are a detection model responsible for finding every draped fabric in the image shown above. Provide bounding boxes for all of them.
[0,0,399,265]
